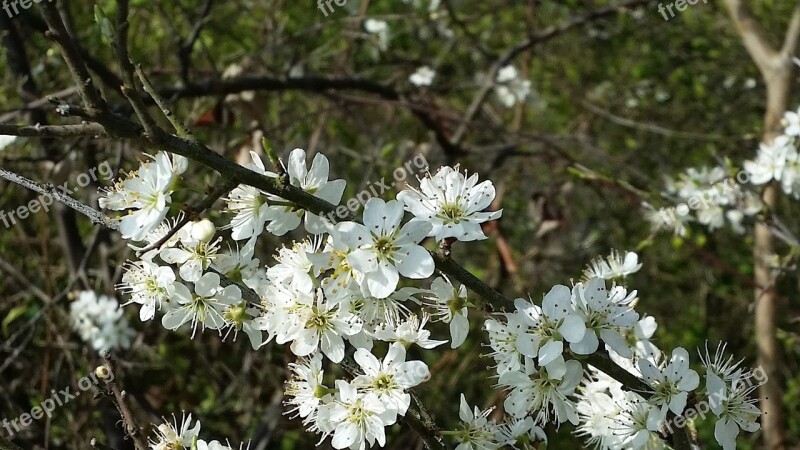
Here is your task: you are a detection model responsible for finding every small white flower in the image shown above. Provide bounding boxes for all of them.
[700,342,762,450]
[340,198,434,299]
[286,289,362,363]
[397,166,501,241]
[484,313,528,374]
[499,357,582,426]
[584,250,642,280]
[212,241,261,285]
[264,149,346,235]
[783,107,800,136]
[118,260,176,321]
[744,136,795,185]
[424,276,470,348]
[317,380,394,450]
[100,152,187,241]
[347,287,419,329]
[267,238,319,293]
[450,394,501,450]
[637,347,699,429]
[148,413,201,450]
[513,287,586,367]
[364,19,389,51]
[570,278,639,358]
[284,354,328,429]
[160,230,222,282]
[353,343,430,419]
[409,66,436,86]
[494,66,530,107]
[370,313,447,349]
[161,273,242,337]
[496,417,547,448]
[224,151,276,241]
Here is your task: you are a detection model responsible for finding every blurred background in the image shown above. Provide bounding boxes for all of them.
[0,0,798,449]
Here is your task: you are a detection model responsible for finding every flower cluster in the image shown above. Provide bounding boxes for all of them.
[575,343,763,450]
[101,144,762,450]
[482,264,762,450]
[655,164,762,234]
[69,290,134,352]
[104,147,508,449]
[485,278,639,430]
[284,345,430,449]
[744,106,800,198]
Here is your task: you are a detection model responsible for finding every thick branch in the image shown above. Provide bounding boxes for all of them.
[722,0,779,74]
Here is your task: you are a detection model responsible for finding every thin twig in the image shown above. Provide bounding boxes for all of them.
[0,167,119,230]
[135,65,194,139]
[99,353,148,450]
[38,3,106,113]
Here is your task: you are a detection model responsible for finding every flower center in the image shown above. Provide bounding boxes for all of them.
[439,203,464,222]
[372,373,395,392]
[374,237,396,256]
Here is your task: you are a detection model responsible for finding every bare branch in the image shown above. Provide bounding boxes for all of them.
[39,2,107,112]
[98,353,148,450]
[0,123,107,138]
[0,167,119,230]
[722,0,779,74]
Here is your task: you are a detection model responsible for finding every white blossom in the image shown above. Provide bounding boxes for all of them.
[69,291,135,351]
[397,166,501,241]
[100,152,187,241]
[339,198,434,299]
[409,66,436,86]
[424,276,470,348]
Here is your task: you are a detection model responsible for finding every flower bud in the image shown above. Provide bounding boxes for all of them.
[94,364,112,381]
[191,219,216,242]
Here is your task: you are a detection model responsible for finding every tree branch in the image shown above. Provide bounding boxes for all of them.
[0,167,118,230]
[722,0,779,74]
[0,123,107,138]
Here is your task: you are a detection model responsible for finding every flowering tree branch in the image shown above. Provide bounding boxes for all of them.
[0,3,766,450]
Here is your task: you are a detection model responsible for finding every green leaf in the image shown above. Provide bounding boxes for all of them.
[94,5,114,44]
[2,305,28,336]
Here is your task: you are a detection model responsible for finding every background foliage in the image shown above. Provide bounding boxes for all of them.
[0,0,798,449]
